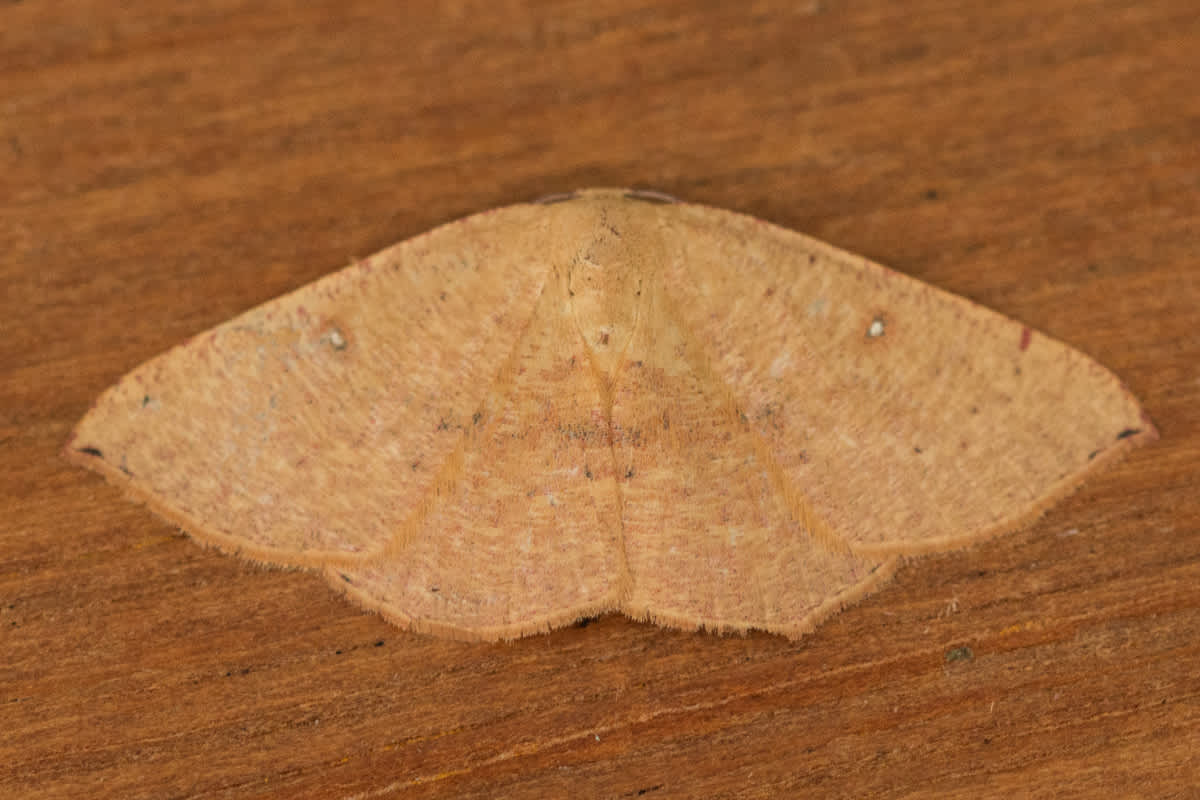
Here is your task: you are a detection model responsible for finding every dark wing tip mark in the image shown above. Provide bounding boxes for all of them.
[1116,428,1141,440]
[77,446,104,457]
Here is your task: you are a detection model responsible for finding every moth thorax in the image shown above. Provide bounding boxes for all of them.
[566,237,647,375]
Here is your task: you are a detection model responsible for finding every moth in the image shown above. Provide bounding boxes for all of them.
[68,189,1155,640]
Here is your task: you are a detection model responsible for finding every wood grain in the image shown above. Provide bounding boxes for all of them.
[2,1,1198,797]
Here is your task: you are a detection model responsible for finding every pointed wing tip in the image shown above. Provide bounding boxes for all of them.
[61,427,85,462]
[63,420,113,474]
[1135,409,1160,443]
[63,440,378,573]
[63,407,97,459]
[852,416,1159,561]
[1105,402,1160,452]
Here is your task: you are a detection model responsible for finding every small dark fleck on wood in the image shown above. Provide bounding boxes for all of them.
[625,468,635,479]
[1088,449,1101,460]
[142,395,151,407]
[340,573,352,583]
[914,446,923,454]
[429,586,439,593]
[945,646,974,663]
[924,188,939,200]
[374,640,385,647]
[472,411,483,425]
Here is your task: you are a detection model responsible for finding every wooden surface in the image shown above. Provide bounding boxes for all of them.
[2,1,1198,797]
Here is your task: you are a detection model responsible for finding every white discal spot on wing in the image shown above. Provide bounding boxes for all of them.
[325,328,347,350]
[867,318,885,338]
